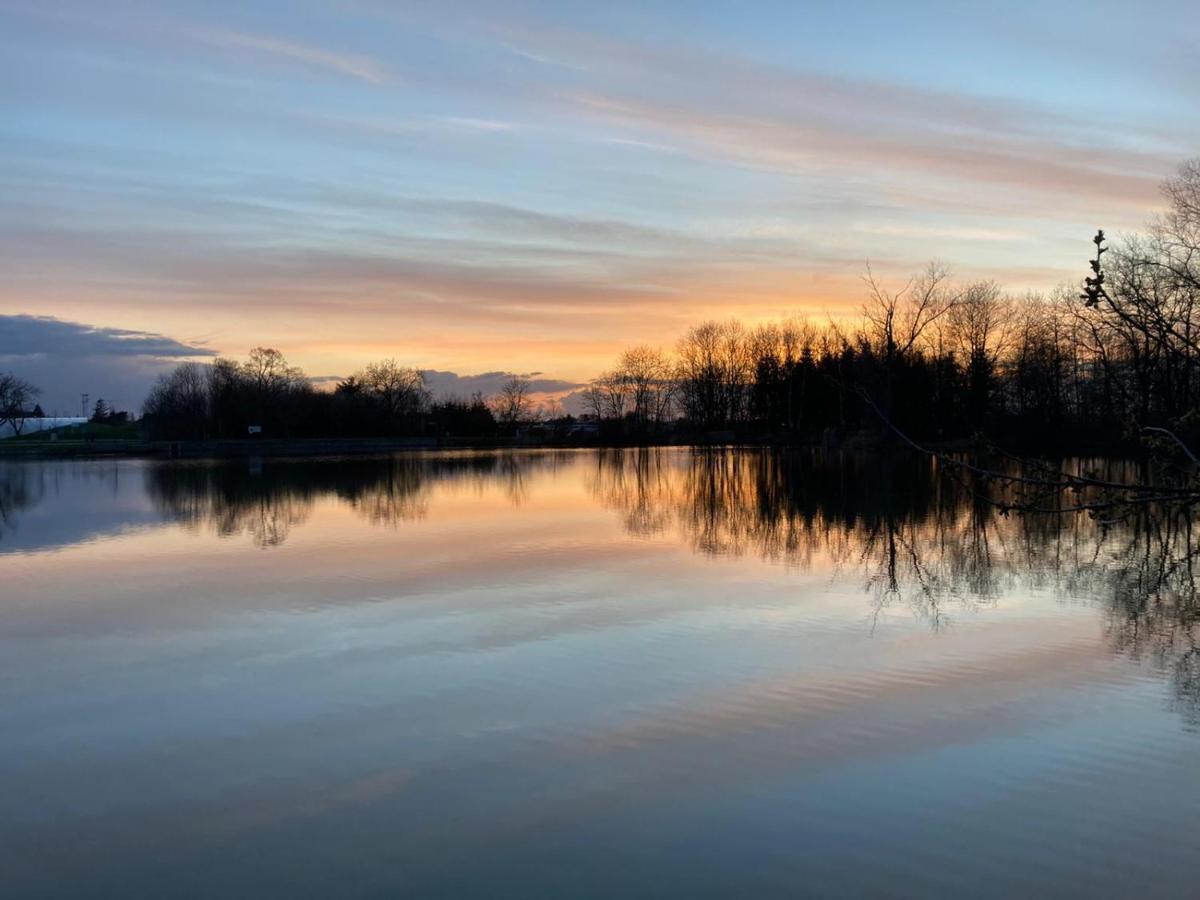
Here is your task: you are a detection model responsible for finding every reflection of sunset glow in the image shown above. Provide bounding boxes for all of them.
[4,450,1200,895]
[8,450,1195,679]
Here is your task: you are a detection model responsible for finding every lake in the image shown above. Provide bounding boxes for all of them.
[1,448,1197,897]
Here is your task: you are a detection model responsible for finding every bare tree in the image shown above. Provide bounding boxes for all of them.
[580,382,607,421]
[862,261,959,363]
[357,360,430,418]
[676,320,752,428]
[617,345,675,426]
[491,375,533,428]
[943,280,1013,421]
[241,347,306,399]
[0,374,39,436]
[595,369,630,421]
[1154,159,1200,294]
[1079,161,1200,428]
[144,363,210,439]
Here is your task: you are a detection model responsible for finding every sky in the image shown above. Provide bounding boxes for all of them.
[2,0,1198,413]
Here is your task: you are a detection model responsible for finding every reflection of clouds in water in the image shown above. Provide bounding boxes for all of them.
[5,450,1199,723]
[0,461,164,552]
[0,465,43,538]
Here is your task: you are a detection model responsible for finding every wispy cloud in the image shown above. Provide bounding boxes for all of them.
[3,0,1193,392]
[553,79,1167,211]
[439,116,517,132]
[182,27,393,85]
[422,369,582,399]
[447,16,1183,212]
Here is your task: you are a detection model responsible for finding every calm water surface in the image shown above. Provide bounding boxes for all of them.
[2,449,1198,897]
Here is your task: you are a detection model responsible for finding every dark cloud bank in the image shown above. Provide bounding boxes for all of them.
[420,370,581,399]
[1,315,583,416]
[0,315,216,415]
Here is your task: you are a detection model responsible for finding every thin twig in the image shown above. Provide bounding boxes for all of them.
[1142,426,1200,468]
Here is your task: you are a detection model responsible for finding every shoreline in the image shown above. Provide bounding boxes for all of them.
[0,431,1146,461]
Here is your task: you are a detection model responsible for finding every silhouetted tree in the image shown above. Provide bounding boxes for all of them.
[944,280,1012,428]
[144,362,210,439]
[491,375,533,429]
[618,345,675,428]
[359,361,429,418]
[675,320,752,428]
[430,393,497,437]
[0,374,39,435]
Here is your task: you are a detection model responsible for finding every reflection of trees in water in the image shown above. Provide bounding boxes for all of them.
[143,452,570,547]
[586,450,677,537]
[145,462,312,547]
[590,448,949,568]
[9,450,1198,721]
[1090,511,1200,724]
[590,448,1200,723]
[343,460,429,528]
[0,465,43,539]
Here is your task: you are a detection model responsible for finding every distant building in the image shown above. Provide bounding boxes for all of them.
[567,420,599,437]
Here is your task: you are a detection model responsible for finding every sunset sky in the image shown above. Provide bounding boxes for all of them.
[3,0,1198,412]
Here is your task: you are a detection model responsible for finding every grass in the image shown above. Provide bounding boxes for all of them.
[10,422,143,442]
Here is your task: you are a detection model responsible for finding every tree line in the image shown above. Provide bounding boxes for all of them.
[581,159,1200,451]
[142,349,521,440]
[19,156,1200,452]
